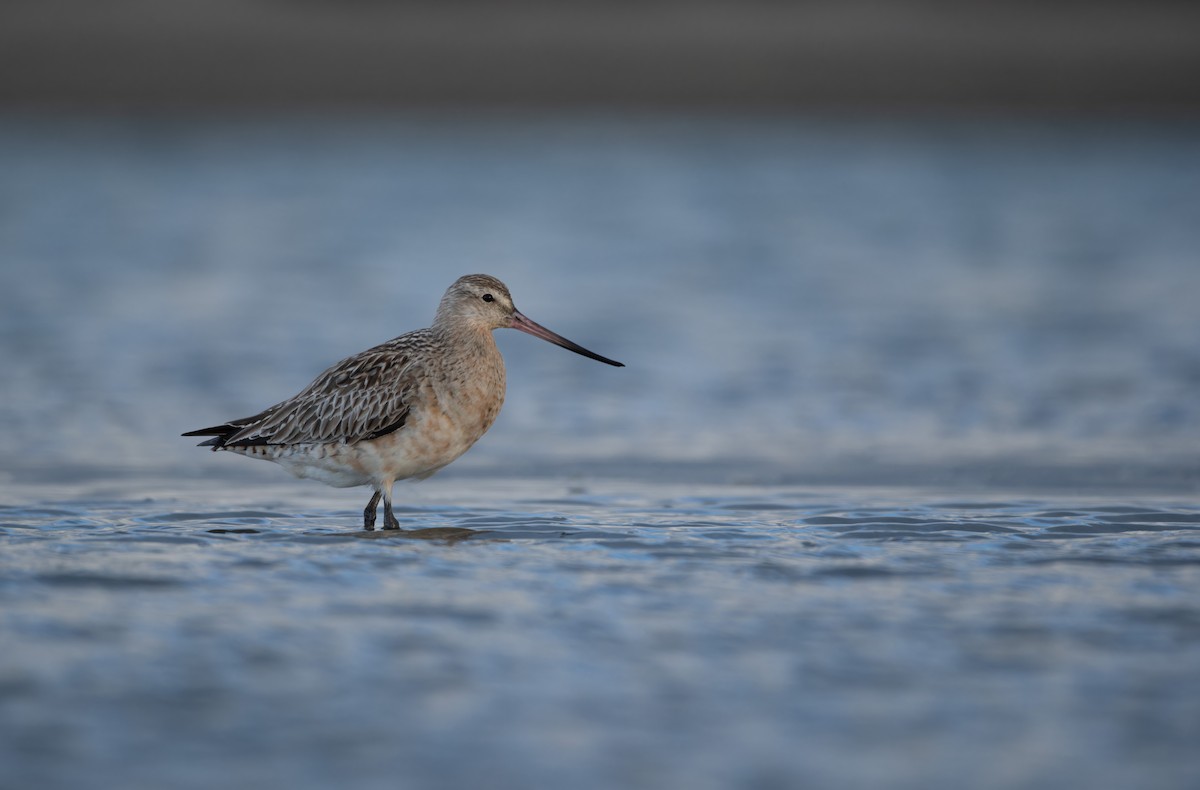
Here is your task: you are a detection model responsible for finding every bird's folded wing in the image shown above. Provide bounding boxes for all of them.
[223,344,419,447]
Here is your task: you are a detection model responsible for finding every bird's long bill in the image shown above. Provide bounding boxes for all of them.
[510,310,624,367]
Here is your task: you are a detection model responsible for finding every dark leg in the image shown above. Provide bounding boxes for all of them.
[363,489,382,531]
[382,491,401,531]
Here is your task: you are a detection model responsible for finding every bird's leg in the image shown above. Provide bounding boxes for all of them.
[382,489,401,531]
[363,489,382,531]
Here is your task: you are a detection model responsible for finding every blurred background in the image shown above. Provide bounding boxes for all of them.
[4,6,1200,790]
[3,0,1200,110]
[1,0,1199,489]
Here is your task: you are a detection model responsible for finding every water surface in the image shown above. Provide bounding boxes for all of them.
[2,115,1199,487]
[1,115,1199,789]
[2,478,1199,790]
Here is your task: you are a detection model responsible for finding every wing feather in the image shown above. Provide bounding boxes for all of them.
[216,335,424,447]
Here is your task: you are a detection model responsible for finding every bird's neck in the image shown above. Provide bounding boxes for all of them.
[432,322,499,357]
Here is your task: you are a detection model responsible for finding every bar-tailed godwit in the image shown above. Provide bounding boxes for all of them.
[183,274,623,531]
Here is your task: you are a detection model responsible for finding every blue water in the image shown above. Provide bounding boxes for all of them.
[1,115,1199,789]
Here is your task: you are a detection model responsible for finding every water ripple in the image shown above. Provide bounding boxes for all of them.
[1,483,1198,790]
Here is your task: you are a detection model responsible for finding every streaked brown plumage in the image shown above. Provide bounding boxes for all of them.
[184,274,623,530]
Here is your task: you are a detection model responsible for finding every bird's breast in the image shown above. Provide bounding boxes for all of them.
[431,346,506,439]
[380,342,503,467]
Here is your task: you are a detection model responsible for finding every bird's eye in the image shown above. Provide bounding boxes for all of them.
[481,294,495,303]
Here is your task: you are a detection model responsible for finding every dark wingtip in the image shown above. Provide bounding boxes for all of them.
[183,424,235,448]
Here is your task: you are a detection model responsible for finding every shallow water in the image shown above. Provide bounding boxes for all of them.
[2,115,1200,788]
[2,115,1200,488]
[2,477,1199,790]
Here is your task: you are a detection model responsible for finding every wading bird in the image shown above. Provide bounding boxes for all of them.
[184,274,623,530]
